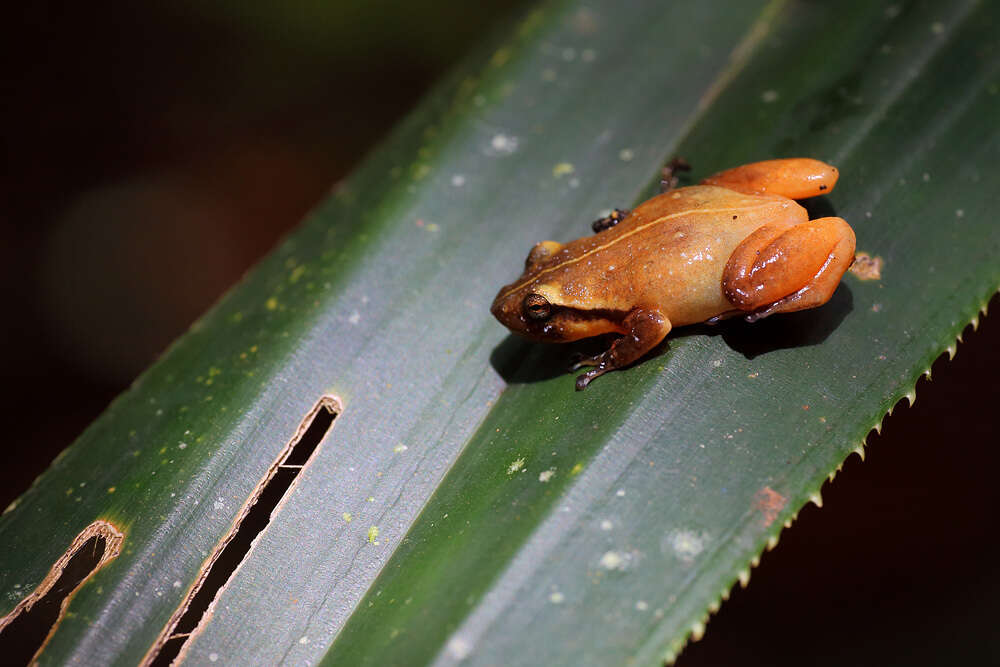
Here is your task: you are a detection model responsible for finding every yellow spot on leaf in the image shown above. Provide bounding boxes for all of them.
[552,162,575,178]
[490,48,511,67]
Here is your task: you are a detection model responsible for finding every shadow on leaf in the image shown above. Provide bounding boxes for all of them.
[689,283,854,359]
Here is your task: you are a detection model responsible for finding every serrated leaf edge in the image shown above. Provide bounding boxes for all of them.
[662,288,996,665]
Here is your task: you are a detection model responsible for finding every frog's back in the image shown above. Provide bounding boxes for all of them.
[622,185,797,234]
[553,185,808,323]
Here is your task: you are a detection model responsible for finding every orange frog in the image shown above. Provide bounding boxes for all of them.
[491,158,856,390]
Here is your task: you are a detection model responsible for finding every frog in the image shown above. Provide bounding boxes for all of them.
[490,158,856,390]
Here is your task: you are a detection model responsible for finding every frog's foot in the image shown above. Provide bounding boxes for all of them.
[660,157,691,193]
[722,216,856,320]
[701,158,838,199]
[574,308,671,390]
[591,208,630,233]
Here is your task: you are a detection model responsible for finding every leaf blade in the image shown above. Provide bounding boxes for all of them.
[1,1,997,666]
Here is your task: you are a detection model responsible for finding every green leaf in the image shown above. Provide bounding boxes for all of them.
[2,0,998,665]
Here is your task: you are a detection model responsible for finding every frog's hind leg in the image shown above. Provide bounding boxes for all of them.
[722,216,856,322]
[702,158,838,199]
[572,308,672,390]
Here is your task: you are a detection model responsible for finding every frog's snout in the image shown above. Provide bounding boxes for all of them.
[490,288,523,331]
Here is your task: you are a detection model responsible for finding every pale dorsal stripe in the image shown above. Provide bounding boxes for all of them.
[499,202,775,300]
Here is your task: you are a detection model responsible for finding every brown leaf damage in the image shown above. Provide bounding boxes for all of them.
[753,486,787,527]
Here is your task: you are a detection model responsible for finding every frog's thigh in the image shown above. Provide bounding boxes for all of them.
[702,158,838,199]
[722,217,856,316]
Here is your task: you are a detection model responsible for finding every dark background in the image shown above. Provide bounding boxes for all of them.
[3,3,998,664]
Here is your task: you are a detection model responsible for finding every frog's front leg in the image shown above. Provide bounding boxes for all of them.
[591,208,630,233]
[572,308,672,390]
[722,216,856,321]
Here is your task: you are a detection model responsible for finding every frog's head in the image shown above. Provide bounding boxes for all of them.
[490,241,623,343]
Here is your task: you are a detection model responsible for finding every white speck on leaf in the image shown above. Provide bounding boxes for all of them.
[663,529,708,562]
[508,457,526,475]
[538,468,556,483]
[599,551,626,570]
[618,148,634,162]
[761,89,779,103]
[600,519,613,531]
[489,133,519,155]
[446,636,472,660]
[549,591,565,604]
[348,311,361,325]
[451,174,466,187]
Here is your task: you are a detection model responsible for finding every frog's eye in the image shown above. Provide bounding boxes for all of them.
[523,293,551,320]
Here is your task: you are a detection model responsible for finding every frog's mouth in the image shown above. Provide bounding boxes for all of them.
[543,308,628,342]
[490,292,626,343]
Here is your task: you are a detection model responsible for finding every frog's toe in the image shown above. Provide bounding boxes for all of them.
[569,352,601,372]
[575,366,609,391]
[706,310,741,325]
[659,157,691,193]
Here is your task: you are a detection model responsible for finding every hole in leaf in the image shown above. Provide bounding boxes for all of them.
[0,520,124,665]
[145,396,340,667]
